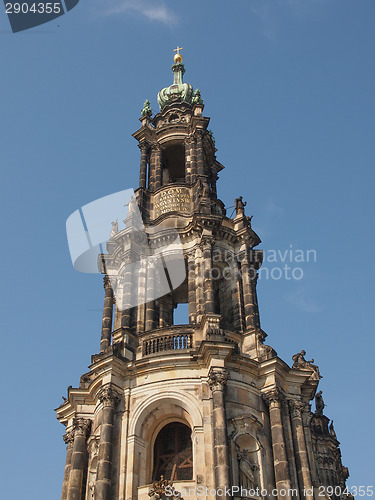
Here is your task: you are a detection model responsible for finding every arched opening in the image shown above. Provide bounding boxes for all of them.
[162,144,185,184]
[152,422,193,481]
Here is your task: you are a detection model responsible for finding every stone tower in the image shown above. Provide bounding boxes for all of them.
[56,52,350,500]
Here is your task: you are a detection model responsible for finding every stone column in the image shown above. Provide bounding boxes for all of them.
[100,276,114,352]
[150,144,162,191]
[252,273,261,329]
[195,249,205,320]
[187,253,197,324]
[263,391,292,500]
[145,260,156,331]
[61,431,74,500]
[301,406,319,491]
[240,249,257,331]
[67,418,91,500]
[184,136,192,185]
[289,400,313,500]
[281,400,300,497]
[138,142,148,188]
[209,369,231,499]
[234,261,245,332]
[135,258,147,333]
[201,238,215,314]
[196,130,205,177]
[190,135,198,183]
[95,386,121,500]
[121,265,133,330]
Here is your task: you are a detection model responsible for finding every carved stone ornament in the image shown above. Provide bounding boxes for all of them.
[288,399,306,418]
[63,431,74,447]
[262,389,284,408]
[148,475,183,499]
[229,414,263,440]
[73,418,91,437]
[208,369,229,390]
[103,275,112,290]
[97,385,121,407]
[199,236,214,252]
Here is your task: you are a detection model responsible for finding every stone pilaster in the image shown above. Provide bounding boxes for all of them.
[263,390,292,500]
[289,400,313,499]
[61,431,74,500]
[201,237,215,314]
[209,369,231,499]
[100,276,114,352]
[138,142,148,188]
[67,418,91,500]
[95,386,121,500]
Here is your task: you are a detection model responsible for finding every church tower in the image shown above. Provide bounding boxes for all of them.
[56,50,350,500]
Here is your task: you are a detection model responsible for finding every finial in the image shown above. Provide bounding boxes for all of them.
[141,99,152,117]
[173,46,183,63]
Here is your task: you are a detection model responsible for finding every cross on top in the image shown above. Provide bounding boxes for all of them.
[173,46,183,55]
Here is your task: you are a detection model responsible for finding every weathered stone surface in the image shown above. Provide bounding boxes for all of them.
[57,55,350,500]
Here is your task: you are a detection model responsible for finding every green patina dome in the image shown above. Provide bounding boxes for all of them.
[157,62,194,111]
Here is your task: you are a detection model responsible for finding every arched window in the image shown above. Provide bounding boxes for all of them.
[152,422,193,481]
[162,144,185,184]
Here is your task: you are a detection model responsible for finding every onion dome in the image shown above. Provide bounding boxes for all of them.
[157,47,194,111]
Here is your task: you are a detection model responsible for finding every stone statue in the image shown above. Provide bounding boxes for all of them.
[315,390,325,415]
[198,179,210,199]
[141,99,152,117]
[292,350,316,369]
[237,448,259,490]
[110,220,118,238]
[208,129,215,145]
[125,196,138,214]
[235,196,247,215]
[192,88,203,105]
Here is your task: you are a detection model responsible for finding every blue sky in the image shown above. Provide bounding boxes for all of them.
[0,0,374,497]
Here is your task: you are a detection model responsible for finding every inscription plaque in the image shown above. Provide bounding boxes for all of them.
[153,187,191,218]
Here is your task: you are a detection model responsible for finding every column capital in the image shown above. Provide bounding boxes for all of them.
[199,236,214,252]
[208,368,229,390]
[63,430,74,448]
[97,385,121,407]
[138,140,149,151]
[262,389,285,408]
[194,128,205,138]
[288,399,307,418]
[150,142,162,152]
[184,134,194,146]
[72,418,91,437]
[103,275,112,290]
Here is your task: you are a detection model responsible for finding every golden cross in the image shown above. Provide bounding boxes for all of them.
[173,46,183,55]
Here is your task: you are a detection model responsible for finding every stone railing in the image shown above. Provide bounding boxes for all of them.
[142,327,195,356]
